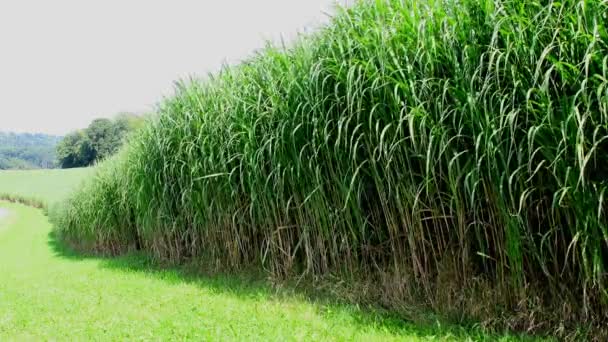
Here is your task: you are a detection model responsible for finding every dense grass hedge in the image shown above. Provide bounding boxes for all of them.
[53,0,608,335]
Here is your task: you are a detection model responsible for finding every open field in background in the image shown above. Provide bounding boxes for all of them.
[0,170,539,340]
[0,168,93,206]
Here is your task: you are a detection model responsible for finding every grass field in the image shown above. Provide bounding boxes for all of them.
[0,168,93,206]
[0,169,540,340]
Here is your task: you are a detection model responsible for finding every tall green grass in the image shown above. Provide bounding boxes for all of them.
[53,0,608,335]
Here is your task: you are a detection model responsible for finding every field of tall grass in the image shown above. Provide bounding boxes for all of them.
[53,0,608,337]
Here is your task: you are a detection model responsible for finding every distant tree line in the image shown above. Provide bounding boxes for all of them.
[0,114,143,170]
[56,113,144,168]
[0,132,61,170]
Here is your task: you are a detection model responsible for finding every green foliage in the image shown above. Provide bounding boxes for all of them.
[55,0,608,337]
[86,118,114,160]
[56,114,143,168]
[55,131,94,168]
[0,132,60,170]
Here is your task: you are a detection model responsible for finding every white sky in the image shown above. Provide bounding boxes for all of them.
[0,0,348,135]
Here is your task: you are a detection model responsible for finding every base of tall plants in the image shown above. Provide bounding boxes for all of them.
[49,214,607,340]
[53,0,608,339]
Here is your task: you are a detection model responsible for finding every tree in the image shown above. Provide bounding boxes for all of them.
[85,118,114,160]
[56,113,144,168]
[56,131,94,168]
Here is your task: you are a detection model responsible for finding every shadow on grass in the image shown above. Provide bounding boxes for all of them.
[46,231,541,341]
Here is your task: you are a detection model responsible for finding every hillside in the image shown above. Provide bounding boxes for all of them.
[0,132,61,169]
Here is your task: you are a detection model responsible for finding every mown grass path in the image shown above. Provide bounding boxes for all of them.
[1,201,524,341]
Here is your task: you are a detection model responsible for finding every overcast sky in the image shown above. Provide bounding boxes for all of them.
[0,0,348,135]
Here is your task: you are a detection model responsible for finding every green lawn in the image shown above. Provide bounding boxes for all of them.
[0,169,543,340]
